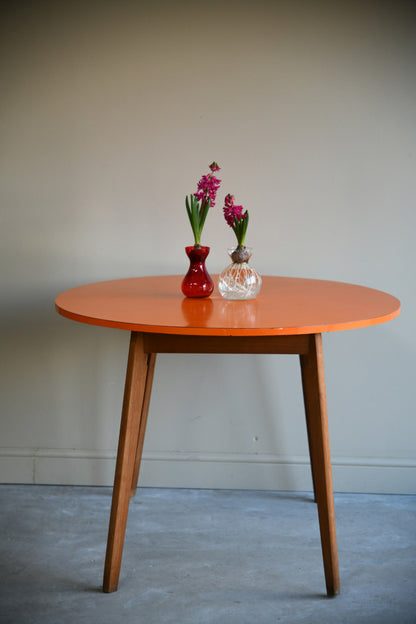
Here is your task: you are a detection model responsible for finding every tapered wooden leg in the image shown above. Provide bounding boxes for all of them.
[300,355,318,502]
[130,353,157,497]
[299,334,340,597]
[103,332,149,593]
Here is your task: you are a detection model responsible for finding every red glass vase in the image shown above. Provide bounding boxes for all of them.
[181,245,214,298]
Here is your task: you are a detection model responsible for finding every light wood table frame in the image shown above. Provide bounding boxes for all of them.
[55,275,400,596]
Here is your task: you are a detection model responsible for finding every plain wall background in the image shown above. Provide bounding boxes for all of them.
[1,0,415,493]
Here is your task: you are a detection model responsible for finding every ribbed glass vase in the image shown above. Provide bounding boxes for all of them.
[218,247,262,300]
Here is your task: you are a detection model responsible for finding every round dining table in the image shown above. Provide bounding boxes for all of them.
[55,275,400,596]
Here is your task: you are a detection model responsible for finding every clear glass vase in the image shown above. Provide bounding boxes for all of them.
[218,246,262,300]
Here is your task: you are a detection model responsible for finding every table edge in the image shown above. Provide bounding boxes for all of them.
[55,301,401,336]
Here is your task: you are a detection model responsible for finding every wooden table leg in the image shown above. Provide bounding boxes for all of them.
[299,334,340,597]
[300,354,318,503]
[131,353,157,497]
[103,332,149,593]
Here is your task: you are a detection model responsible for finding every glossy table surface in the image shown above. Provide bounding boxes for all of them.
[55,275,400,336]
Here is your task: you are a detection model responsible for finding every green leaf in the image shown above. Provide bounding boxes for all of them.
[199,198,211,231]
[185,195,193,223]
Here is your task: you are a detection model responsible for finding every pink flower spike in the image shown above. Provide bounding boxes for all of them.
[195,173,221,207]
[223,206,235,227]
[223,202,244,227]
[209,162,220,172]
[224,193,235,208]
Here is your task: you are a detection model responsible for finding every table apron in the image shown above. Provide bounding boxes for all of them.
[142,333,310,355]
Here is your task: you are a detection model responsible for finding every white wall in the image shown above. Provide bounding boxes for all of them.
[1,0,415,493]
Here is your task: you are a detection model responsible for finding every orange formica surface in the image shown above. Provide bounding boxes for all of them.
[55,275,400,336]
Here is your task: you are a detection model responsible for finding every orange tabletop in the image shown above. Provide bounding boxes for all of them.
[55,275,400,337]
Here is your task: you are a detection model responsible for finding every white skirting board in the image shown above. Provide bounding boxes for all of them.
[0,448,415,494]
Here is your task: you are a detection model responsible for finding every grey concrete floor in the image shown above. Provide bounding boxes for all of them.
[0,485,415,624]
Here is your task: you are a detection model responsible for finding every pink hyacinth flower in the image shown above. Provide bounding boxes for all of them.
[224,194,234,208]
[223,193,246,227]
[195,173,221,207]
